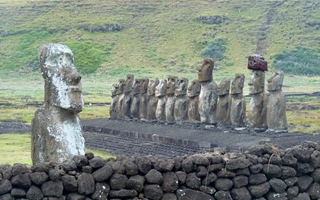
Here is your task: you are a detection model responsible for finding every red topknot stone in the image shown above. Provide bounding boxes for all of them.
[248,54,268,71]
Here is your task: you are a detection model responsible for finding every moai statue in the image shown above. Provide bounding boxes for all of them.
[174,78,189,124]
[230,73,246,127]
[187,80,201,123]
[147,79,159,121]
[216,77,232,125]
[267,70,288,133]
[155,80,167,123]
[109,83,119,119]
[139,78,149,121]
[165,76,177,124]
[31,44,85,164]
[120,74,134,119]
[198,58,218,125]
[247,54,268,131]
[130,78,142,119]
[115,79,125,119]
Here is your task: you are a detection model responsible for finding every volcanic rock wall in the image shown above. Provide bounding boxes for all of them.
[0,141,320,200]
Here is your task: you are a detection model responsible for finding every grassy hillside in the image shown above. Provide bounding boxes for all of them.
[1,0,320,78]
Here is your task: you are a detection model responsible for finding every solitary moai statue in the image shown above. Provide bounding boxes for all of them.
[155,80,167,123]
[267,70,288,132]
[230,73,246,127]
[187,80,201,123]
[110,83,119,119]
[139,78,149,120]
[121,74,134,119]
[198,58,218,125]
[174,78,189,124]
[31,44,85,164]
[216,77,232,125]
[130,79,142,119]
[147,79,159,121]
[165,76,177,124]
[247,54,268,131]
[115,79,125,119]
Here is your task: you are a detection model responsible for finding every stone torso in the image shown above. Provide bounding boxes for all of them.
[248,92,268,128]
[199,81,218,124]
[174,95,188,123]
[165,95,176,124]
[230,94,246,127]
[216,94,232,125]
[267,91,287,130]
[156,96,167,123]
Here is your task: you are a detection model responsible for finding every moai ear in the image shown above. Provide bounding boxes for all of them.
[39,46,49,79]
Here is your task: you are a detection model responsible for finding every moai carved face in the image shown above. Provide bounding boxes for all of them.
[231,73,245,95]
[132,79,142,95]
[187,80,201,98]
[248,70,265,94]
[175,78,189,96]
[218,77,231,96]
[155,80,167,98]
[140,78,149,94]
[124,74,134,94]
[166,76,177,95]
[39,44,83,113]
[116,79,125,95]
[198,58,214,83]
[148,79,159,96]
[111,83,118,98]
[267,70,284,91]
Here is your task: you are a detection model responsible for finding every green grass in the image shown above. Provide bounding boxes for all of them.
[0,133,114,166]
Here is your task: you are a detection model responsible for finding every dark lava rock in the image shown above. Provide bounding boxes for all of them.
[214,178,233,191]
[162,172,178,193]
[61,175,77,192]
[250,164,263,174]
[26,185,43,200]
[176,188,214,200]
[226,157,251,170]
[269,178,287,193]
[72,155,88,168]
[232,175,248,188]
[92,164,113,182]
[41,181,63,197]
[10,174,31,189]
[175,171,187,185]
[77,173,95,195]
[126,175,144,193]
[109,189,138,198]
[109,174,128,190]
[248,182,270,198]
[297,175,313,192]
[89,156,106,168]
[91,182,110,200]
[29,172,48,185]
[231,187,251,200]
[144,184,163,200]
[135,156,152,174]
[124,161,138,176]
[145,169,164,184]
[186,172,201,190]
[214,190,232,200]
[249,173,267,185]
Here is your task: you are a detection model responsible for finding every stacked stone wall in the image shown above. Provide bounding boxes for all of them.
[1,141,320,200]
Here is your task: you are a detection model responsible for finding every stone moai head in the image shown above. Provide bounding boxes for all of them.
[116,79,125,95]
[111,83,118,98]
[175,78,189,96]
[267,70,284,92]
[198,58,214,83]
[247,54,268,95]
[140,78,149,94]
[155,80,167,98]
[148,79,159,96]
[187,80,201,98]
[166,76,178,95]
[231,73,245,95]
[218,77,231,96]
[132,79,142,95]
[39,43,83,114]
[247,54,268,71]
[124,74,134,94]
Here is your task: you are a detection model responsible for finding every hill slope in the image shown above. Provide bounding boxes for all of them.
[1,0,320,79]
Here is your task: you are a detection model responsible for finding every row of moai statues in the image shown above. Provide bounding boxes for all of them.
[110,55,288,133]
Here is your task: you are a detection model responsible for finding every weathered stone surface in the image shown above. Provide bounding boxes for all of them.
[139,78,149,120]
[61,175,77,192]
[67,193,86,200]
[202,173,217,185]
[186,172,201,190]
[249,173,267,185]
[115,79,125,119]
[232,175,248,188]
[26,185,43,200]
[161,193,177,200]
[153,158,175,172]
[125,161,138,176]
[292,192,311,200]
[110,82,120,119]
[230,73,246,127]
[311,168,320,182]
[41,181,63,197]
[10,174,31,189]
[0,193,13,200]
[208,163,224,172]
[297,175,313,192]
[32,44,85,164]
[135,156,152,174]
[187,80,201,123]
[147,79,159,121]
[126,175,144,193]
[29,172,48,185]
[174,78,189,124]
[144,184,163,200]
[214,178,233,191]
[110,160,125,174]
[0,179,12,195]
[262,164,281,177]
[162,172,178,193]
[109,189,138,198]
[247,70,267,129]
[30,162,50,173]
[282,153,297,166]
[10,188,26,198]
[155,80,167,123]
[176,188,214,200]
[247,54,268,71]
[48,168,60,181]
[89,156,106,169]
[91,182,110,200]
[281,166,296,179]
[120,74,134,119]
[310,150,320,168]
[11,164,30,176]
[269,178,287,193]
[214,190,232,200]
[287,186,299,199]
[77,173,95,195]
[198,59,218,125]
[267,70,288,132]
[166,76,177,124]
[82,165,92,174]
[196,166,208,177]
[286,147,312,163]
[145,169,164,184]
[72,155,88,168]
[284,177,298,187]
[226,157,251,170]
[109,174,128,190]
[231,187,251,200]
[217,169,235,178]
[216,77,232,125]
[199,186,216,195]
[297,162,314,174]
[248,182,270,198]
[131,78,142,119]
[61,160,77,172]
[176,171,187,185]
[250,164,263,174]
[181,157,194,173]
[193,155,210,166]
[92,164,113,182]
[236,167,251,176]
